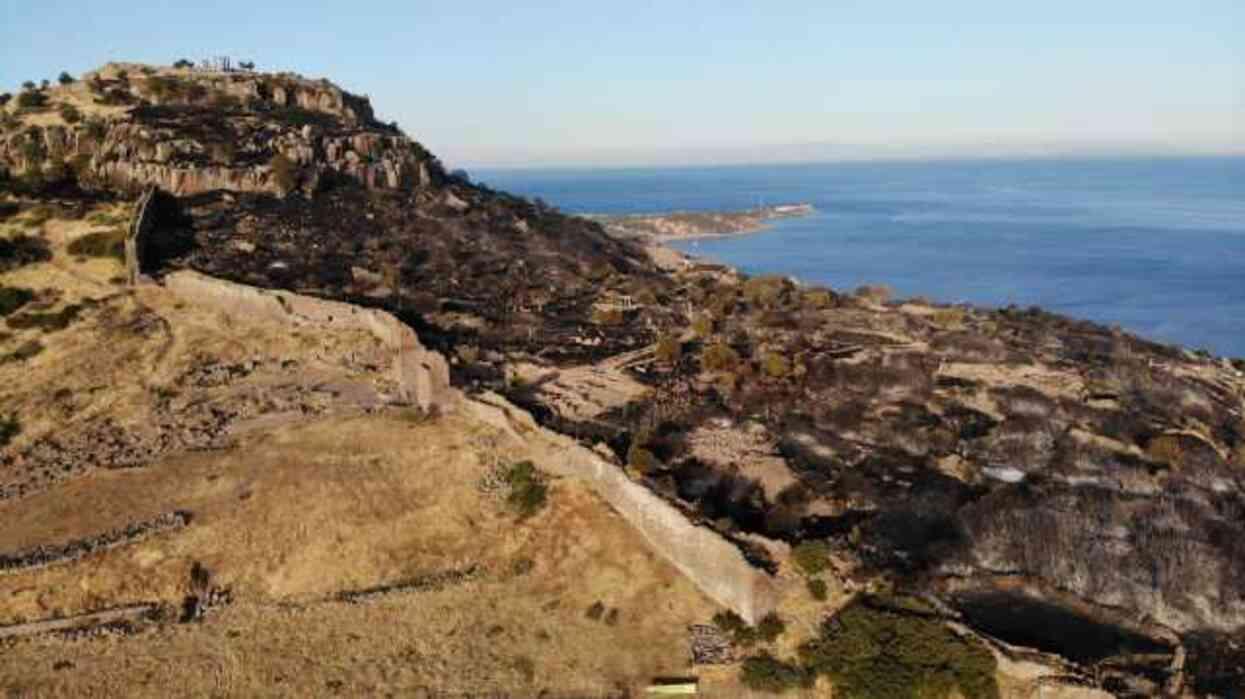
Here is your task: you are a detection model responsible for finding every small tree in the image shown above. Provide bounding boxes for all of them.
[21,81,35,91]
[39,79,50,90]
[173,58,195,69]
[238,60,255,71]
[16,91,48,109]
[0,93,10,108]
[57,71,74,85]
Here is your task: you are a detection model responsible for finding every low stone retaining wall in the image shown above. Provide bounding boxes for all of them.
[0,511,191,576]
[468,393,781,623]
[162,270,449,411]
[0,604,159,641]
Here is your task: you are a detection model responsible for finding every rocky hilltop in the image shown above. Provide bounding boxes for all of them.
[2,63,1244,698]
[1,62,441,196]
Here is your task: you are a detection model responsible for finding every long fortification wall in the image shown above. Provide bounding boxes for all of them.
[468,393,781,623]
[124,186,158,285]
[162,270,449,411]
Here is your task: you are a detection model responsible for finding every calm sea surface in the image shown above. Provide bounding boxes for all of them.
[477,158,1245,358]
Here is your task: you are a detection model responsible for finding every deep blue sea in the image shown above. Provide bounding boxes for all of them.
[477,158,1245,358]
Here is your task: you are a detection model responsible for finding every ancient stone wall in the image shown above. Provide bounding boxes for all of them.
[468,394,781,623]
[0,511,190,576]
[162,271,449,411]
[125,186,157,285]
[0,603,159,641]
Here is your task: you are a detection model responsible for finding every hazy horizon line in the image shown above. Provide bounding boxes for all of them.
[459,146,1245,173]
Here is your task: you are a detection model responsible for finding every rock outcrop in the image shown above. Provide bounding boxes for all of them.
[0,67,443,196]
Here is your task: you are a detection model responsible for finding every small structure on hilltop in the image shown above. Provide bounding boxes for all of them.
[194,57,255,73]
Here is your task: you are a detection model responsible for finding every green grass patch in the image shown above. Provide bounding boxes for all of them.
[807,578,829,601]
[792,540,831,575]
[66,229,126,261]
[0,414,19,448]
[5,303,83,332]
[0,286,35,317]
[504,460,548,519]
[0,234,53,272]
[1,339,43,364]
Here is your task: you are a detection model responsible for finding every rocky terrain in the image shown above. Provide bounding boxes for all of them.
[3,63,1245,698]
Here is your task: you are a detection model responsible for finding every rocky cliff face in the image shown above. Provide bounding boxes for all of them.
[0,66,442,196]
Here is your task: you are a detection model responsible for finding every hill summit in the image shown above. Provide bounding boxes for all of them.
[2,61,437,196]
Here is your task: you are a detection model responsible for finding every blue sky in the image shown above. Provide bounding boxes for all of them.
[2,1,1242,167]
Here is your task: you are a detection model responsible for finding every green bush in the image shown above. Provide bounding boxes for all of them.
[18,133,45,162]
[792,540,831,575]
[741,652,813,693]
[762,351,791,378]
[145,75,183,101]
[0,287,34,317]
[700,341,740,372]
[655,334,682,364]
[1,339,43,364]
[57,71,75,86]
[58,103,82,124]
[807,577,829,601]
[712,610,785,647]
[268,152,298,193]
[691,314,714,338]
[504,460,548,519]
[0,235,53,272]
[802,289,834,309]
[66,230,126,261]
[798,597,999,699]
[742,275,789,308]
[82,118,108,140]
[755,612,786,643]
[5,304,83,332]
[16,91,48,109]
[0,414,19,448]
[627,443,660,474]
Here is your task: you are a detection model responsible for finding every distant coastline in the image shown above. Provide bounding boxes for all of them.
[584,203,814,242]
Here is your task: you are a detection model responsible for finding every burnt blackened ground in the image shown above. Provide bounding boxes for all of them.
[133,177,1245,687]
[166,183,673,364]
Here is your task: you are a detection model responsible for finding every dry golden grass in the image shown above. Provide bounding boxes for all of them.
[0,413,719,696]
[0,207,725,695]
